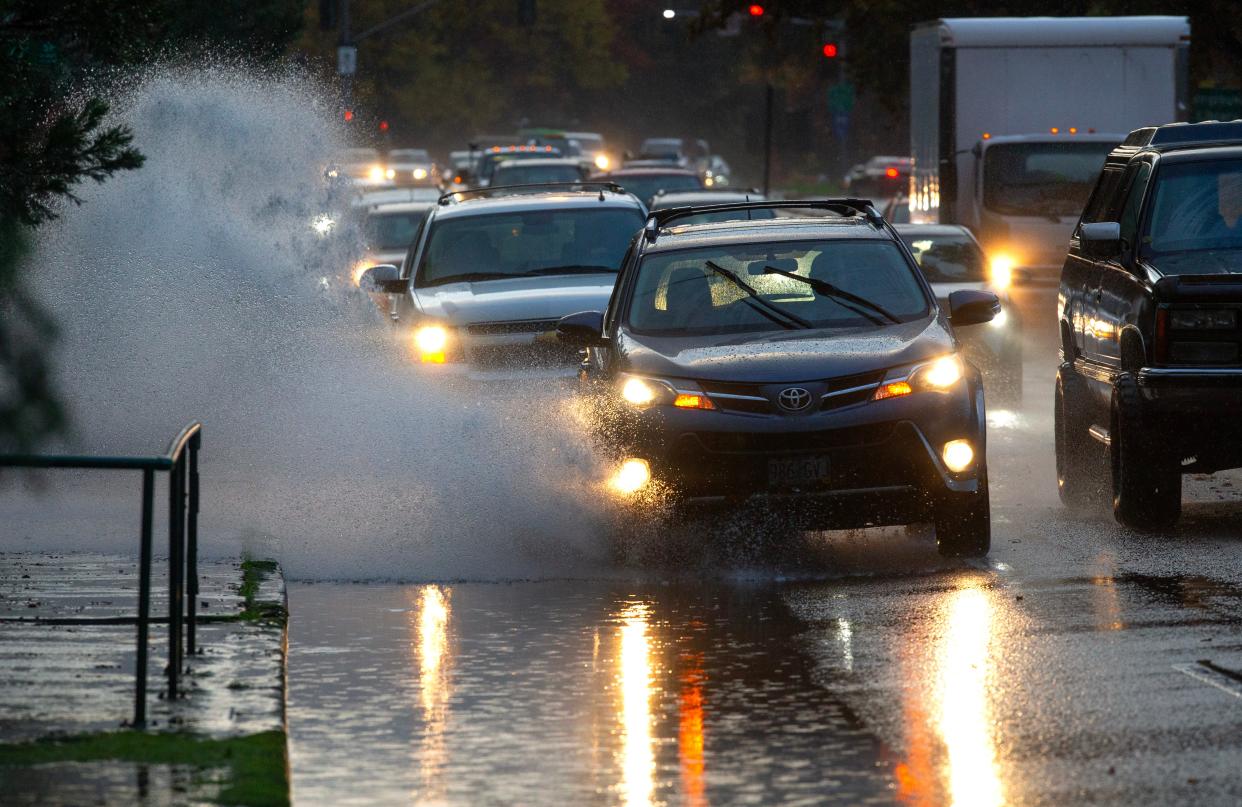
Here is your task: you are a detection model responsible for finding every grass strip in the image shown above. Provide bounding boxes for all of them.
[237,558,284,622]
[0,730,288,806]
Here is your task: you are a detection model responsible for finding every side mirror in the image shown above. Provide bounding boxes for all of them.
[557,310,606,346]
[359,264,405,294]
[948,289,1001,327]
[1080,221,1122,259]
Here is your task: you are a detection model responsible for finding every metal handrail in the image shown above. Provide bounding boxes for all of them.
[0,422,203,727]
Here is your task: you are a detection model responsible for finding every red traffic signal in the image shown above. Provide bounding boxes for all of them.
[822,43,838,58]
[748,4,764,17]
[379,120,389,132]
[343,109,354,122]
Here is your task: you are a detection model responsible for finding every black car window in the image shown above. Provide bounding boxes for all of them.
[901,232,987,282]
[627,239,929,336]
[1078,166,1126,228]
[1142,158,1242,267]
[416,207,644,287]
[1118,162,1154,249]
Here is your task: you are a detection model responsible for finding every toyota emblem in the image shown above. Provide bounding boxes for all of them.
[777,387,812,412]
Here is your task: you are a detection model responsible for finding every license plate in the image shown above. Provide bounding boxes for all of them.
[768,455,831,488]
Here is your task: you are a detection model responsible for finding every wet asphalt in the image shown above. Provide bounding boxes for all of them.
[286,286,1242,806]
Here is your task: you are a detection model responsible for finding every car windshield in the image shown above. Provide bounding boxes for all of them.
[390,149,430,162]
[983,142,1111,217]
[612,174,703,204]
[901,232,987,282]
[417,207,644,287]
[628,240,930,336]
[366,210,428,251]
[492,164,584,185]
[1142,159,1242,270]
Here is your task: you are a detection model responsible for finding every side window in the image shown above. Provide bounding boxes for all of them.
[1078,166,1126,229]
[604,234,640,332]
[1119,162,1154,248]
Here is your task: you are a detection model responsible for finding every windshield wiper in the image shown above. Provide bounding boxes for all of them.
[420,272,519,287]
[761,265,900,325]
[702,260,812,330]
[527,264,617,275]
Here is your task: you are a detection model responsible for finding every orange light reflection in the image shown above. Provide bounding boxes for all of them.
[618,603,656,807]
[678,651,706,807]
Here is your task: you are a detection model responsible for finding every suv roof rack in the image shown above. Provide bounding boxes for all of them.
[653,186,763,197]
[1124,120,1242,149]
[439,181,629,205]
[643,198,883,241]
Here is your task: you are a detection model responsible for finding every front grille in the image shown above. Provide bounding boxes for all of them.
[688,423,896,454]
[465,320,559,336]
[698,370,885,415]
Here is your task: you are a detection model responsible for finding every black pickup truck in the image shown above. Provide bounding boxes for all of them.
[1056,121,1242,529]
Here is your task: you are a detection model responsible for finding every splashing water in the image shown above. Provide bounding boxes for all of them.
[0,65,613,580]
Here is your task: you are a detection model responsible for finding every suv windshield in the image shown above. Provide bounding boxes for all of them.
[628,240,930,336]
[417,207,643,287]
[983,142,1111,217]
[901,232,987,282]
[1142,159,1242,270]
[366,210,428,251]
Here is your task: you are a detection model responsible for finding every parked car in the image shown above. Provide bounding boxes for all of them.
[558,198,999,556]
[1056,120,1242,528]
[490,158,591,186]
[358,182,647,368]
[592,167,704,207]
[897,224,1023,404]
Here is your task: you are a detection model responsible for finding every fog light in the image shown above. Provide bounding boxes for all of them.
[611,458,651,495]
[414,325,449,357]
[942,439,975,473]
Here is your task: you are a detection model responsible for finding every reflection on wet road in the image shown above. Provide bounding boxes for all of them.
[288,286,1242,805]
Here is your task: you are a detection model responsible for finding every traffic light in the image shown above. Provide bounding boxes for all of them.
[343,109,354,122]
[518,0,537,26]
[379,120,389,132]
[822,42,839,59]
[748,4,765,16]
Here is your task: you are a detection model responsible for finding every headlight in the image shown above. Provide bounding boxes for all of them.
[413,168,428,180]
[874,354,964,400]
[414,325,450,362]
[942,439,975,472]
[610,458,651,495]
[594,154,611,171]
[1170,309,1237,330]
[989,254,1014,289]
[368,165,385,182]
[621,377,659,406]
[311,214,335,236]
[704,176,715,187]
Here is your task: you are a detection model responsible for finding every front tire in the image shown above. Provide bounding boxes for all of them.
[935,468,991,558]
[1111,373,1181,529]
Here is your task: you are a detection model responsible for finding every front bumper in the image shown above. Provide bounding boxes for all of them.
[602,382,985,527]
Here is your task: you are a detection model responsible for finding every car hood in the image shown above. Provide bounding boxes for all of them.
[412,273,616,325]
[618,316,954,383]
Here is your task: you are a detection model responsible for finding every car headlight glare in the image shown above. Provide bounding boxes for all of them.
[942,439,975,473]
[990,254,1014,289]
[368,166,385,182]
[989,307,1009,329]
[920,354,964,389]
[874,354,964,400]
[384,167,396,180]
[594,154,611,171]
[413,168,428,180]
[414,325,449,358]
[611,458,651,495]
[621,377,658,406]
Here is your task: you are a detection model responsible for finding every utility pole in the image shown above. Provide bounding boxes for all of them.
[762,82,774,196]
[338,0,354,114]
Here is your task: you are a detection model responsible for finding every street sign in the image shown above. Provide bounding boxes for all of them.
[337,46,357,76]
[827,81,855,115]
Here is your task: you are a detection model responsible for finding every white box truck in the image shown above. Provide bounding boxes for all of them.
[909,16,1189,281]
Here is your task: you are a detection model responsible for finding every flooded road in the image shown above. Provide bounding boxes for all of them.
[286,286,1242,805]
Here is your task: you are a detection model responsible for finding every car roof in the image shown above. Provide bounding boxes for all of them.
[599,167,699,177]
[642,215,890,254]
[1147,144,1242,164]
[651,191,766,208]
[894,223,975,238]
[368,201,435,214]
[432,190,645,220]
[494,157,583,168]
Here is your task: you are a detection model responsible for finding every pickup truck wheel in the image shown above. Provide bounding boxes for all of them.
[935,468,991,558]
[1111,373,1181,529]
[1055,365,1103,510]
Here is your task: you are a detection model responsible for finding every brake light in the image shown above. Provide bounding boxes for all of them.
[885,167,899,179]
[1155,308,1169,364]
